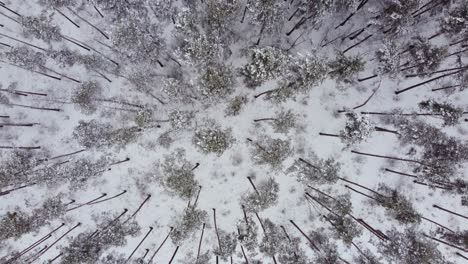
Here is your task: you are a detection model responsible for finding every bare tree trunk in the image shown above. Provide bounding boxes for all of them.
[196,223,205,261]
[7,223,65,262]
[54,7,80,28]
[148,227,173,263]
[192,185,202,209]
[67,7,109,39]
[123,194,151,224]
[432,84,460,92]
[253,118,276,122]
[433,204,468,220]
[421,216,454,233]
[395,69,466,95]
[240,245,249,263]
[289,220,321,252]
[246,176,260,196]
[338,177,386,198]
[126,227,153,263]
[0,146,41,150]
[351,150,425,165]
[298,158,320,170]
[213,208,222,251]
[456,252,468,261]
[0,182,36,196]
[319,132,340,137]
[66,193,107,212]
[423,234,468,252]
[307,185,335,200]
[344,185,380,202]
[240,6,247,23]
[27,223,81,263]
[91,209,128,239]
[88,190,127,205]
[168,246,179,264]
[343,34,373,54]
[241,205,249,225]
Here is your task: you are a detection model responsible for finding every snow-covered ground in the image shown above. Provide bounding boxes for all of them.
[0,0,467,263]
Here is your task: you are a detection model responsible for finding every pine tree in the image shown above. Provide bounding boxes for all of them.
[160,149,199,200]
[328,53,365,84]
[379,228,451,264]
[242,178,279,212]
[241,46,287,88]
[418,99,464,126]
[170,208,207,245]
[288,155,341,185]
[193,121,234,156]
[339,113,375,146]
[248,137,292,169]
[20,15,62,43]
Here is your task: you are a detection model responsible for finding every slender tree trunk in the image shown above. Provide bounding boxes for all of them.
[168,246,179,264]
[421,216,454,233]
[91,209,128,239]
[66,7,109,39]
[289,220,321,252]
[395,69,466,95]
[298,158,320,170]
[196,223,205,261]
[384,168,417,178]
[432,84,460,91]
[374,126,399,134]
[66,193,107,212]
[319,132,340,137]
[123,194,151,224]
[7,223,65,262]
[247,176,260,196]
[307,185,335,200]
[7,103,61,112]
[27,223,81,263]
[339,177,387,198]
[358,74,378,82]
[343,34,373,54]
[88,190,127,205]
[456,252,468,261]
[423,234,468,252]
[54,7,80,28]
[213,208,222,251]
[240,6,247,23]
[433,204,468,220]
[148,227,173,263]
[344,185,380,202]
[0,146,41,150]
[0,182,36,196]
[406,65,468,78]
[253,118,276,122]
[48,252,63,263]
[192,185,202,209]
[240,245,249,263]
[0,123,38,127]
[108,157,130,166]
[351,150,425,165]
[126,227,153,263]
[288,8,300,21]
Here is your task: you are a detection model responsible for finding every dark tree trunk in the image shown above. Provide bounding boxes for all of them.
[433,204,468,220]
[247,176,260,196]
[351,150,425,165]
[289,220,321,252]
[66,193,107,212]
[319,132,340,137]
[240,245,249,264]
[358,74,378,82]
[395,70,463,94]
[421,216,454,233]
[168,246,179,264]
[27,223,81,263]
[423,234,468,252]
[343,34,373,54]
[148,227,173,263]
[126,227,153,262]
[90,209,128,239]
[123,194,151,223]
[8,223,65,262]
[54,7,80,28]
[88,190,127,205]
[196,223,205,261]
[213,208,222,251]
